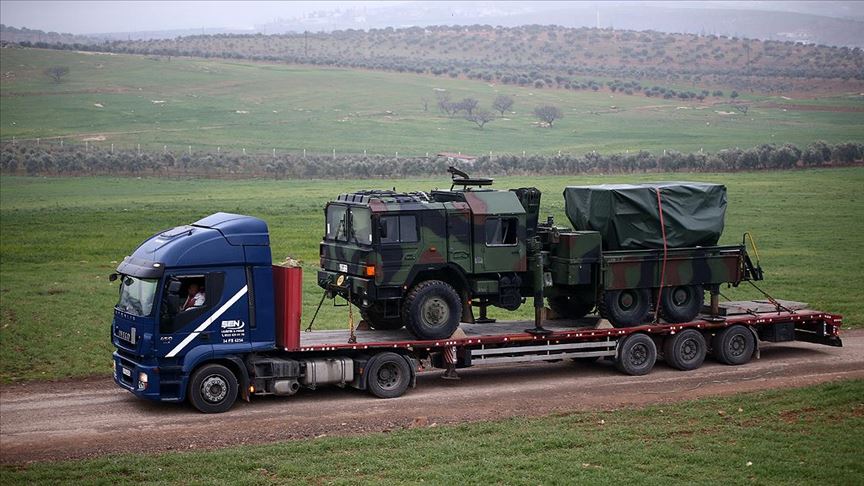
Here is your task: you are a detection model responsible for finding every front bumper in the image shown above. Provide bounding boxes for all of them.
[317,269,376,303]
[113,351,184,402]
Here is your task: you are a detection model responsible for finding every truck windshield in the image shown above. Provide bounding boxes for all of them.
[116,276,158,317]
[325,205,371,246]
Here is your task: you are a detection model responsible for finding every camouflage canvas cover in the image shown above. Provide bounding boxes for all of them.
[564,182,727,250]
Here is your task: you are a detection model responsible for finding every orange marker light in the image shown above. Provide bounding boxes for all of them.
[365,265,376,277]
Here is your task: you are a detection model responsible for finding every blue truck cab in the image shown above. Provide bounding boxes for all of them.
[111,213,277,410]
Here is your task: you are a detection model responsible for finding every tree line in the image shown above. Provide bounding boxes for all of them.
[1,141,860,179]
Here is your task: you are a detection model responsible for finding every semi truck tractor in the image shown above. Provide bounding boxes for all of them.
[111,173,843,413]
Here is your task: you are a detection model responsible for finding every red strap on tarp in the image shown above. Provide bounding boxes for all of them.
[654,188,668,322]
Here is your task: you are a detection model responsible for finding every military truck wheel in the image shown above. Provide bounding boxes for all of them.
[547,296,594,320]
[712,325,755,365]
[188,364,238,414]
[600,289,652,328]
[663,329,707,371]
[403,280,462,340]
[615,333,657,376]
[360,304,404,330]
[659,285,704,323]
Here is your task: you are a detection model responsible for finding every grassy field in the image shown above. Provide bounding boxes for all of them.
[0,168,862,383]
[2,379,862,484]
[1,48,862,157]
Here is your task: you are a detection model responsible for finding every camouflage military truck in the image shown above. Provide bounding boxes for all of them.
[318,168,762,340]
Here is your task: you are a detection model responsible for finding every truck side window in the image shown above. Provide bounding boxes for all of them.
[379,215,418,244]
[160,272,225,334]
[486,217,518,246]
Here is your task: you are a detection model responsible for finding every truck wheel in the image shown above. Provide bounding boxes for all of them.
[615,333,657,376]
[188,364,238,414]
[712,325,755,365]
[663,329,707,371]
[659,285,704,323]
[547,296,594,319]
[366,352,412,399]
[360,304,404,331]
[600,289,651,327]
[403,280,462,340]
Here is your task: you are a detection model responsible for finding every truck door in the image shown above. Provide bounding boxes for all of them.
[377,214,420,285]
[157,267,251,359]
[475,215,527,273]
[446,205,473,273]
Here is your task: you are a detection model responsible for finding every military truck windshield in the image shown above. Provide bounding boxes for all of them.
[326,205,348,241]
[351,207,372,245]
[116,276,158,317]
[325,205,372,245]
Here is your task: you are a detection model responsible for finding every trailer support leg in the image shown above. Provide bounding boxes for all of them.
[705,286,725,323]
[475,303,496,324]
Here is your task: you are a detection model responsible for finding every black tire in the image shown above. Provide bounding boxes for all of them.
[600,288,652,328]
[188,364,238,414]
[403,280,462,340]
[360,304,404,331]
[663,329,707,371]
[659,285,704,323]
[712,325,756,365]
[548,295,594,320]
[366,352,412,399]
[615,333,657,376]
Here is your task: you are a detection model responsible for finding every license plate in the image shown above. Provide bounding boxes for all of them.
[122,367,132,377]
[339,264,348,273]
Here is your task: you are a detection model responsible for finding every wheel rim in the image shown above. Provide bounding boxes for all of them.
[618,291,636,311]
[376,363,401,390]
[680,337,699,361]
[421,297,450,328]
[201,375,228,403]
[728,334,746,357]
[629,343,649,367]
[671,287,691,307]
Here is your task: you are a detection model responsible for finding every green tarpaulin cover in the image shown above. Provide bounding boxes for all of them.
[563,182,727,250]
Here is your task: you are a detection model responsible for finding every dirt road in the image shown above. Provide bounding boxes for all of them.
[2,330,862,464]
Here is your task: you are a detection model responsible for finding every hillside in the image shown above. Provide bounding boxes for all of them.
[23,25,864,95]
[2,48,862,157]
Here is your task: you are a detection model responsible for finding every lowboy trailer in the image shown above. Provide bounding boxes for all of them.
[111,213,843,413]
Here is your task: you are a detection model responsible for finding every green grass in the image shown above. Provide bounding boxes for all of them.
[1,168,862,383]
[1,48,862,156]
[2,379,862,484]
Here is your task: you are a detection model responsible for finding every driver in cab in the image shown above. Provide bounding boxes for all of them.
[182,283,205,310]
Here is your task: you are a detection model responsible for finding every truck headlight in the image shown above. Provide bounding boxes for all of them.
[138,372,149,390]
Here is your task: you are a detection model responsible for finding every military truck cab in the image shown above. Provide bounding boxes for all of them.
[318,178,537,340]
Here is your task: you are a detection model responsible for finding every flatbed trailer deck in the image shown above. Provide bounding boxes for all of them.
[288,301,842,379]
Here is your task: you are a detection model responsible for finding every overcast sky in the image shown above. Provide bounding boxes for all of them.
[0,1,403,34]
[2,1,860,35]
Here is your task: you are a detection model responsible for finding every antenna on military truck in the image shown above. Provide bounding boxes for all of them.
[447,166,494,191]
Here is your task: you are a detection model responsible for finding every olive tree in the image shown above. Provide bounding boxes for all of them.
[533,105,564,127]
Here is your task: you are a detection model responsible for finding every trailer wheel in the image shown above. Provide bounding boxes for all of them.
[361,304,404,330]
[600,289,652,328]
[548,296,594,320]
[403,280,462,340]
[615,333,657,376]
[366,352,412,399]
[712,325,756,365]
[663,329,707,371]
[188,364,238,414]
[659,285,704,323]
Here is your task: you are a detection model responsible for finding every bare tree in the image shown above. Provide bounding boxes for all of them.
[492,94,514,115]
[466,109,495,129]
[455,97,479,116]
[436,92,457,116]
[733,104,750,115]
[44,66,69,83]
[533,105,564,127]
